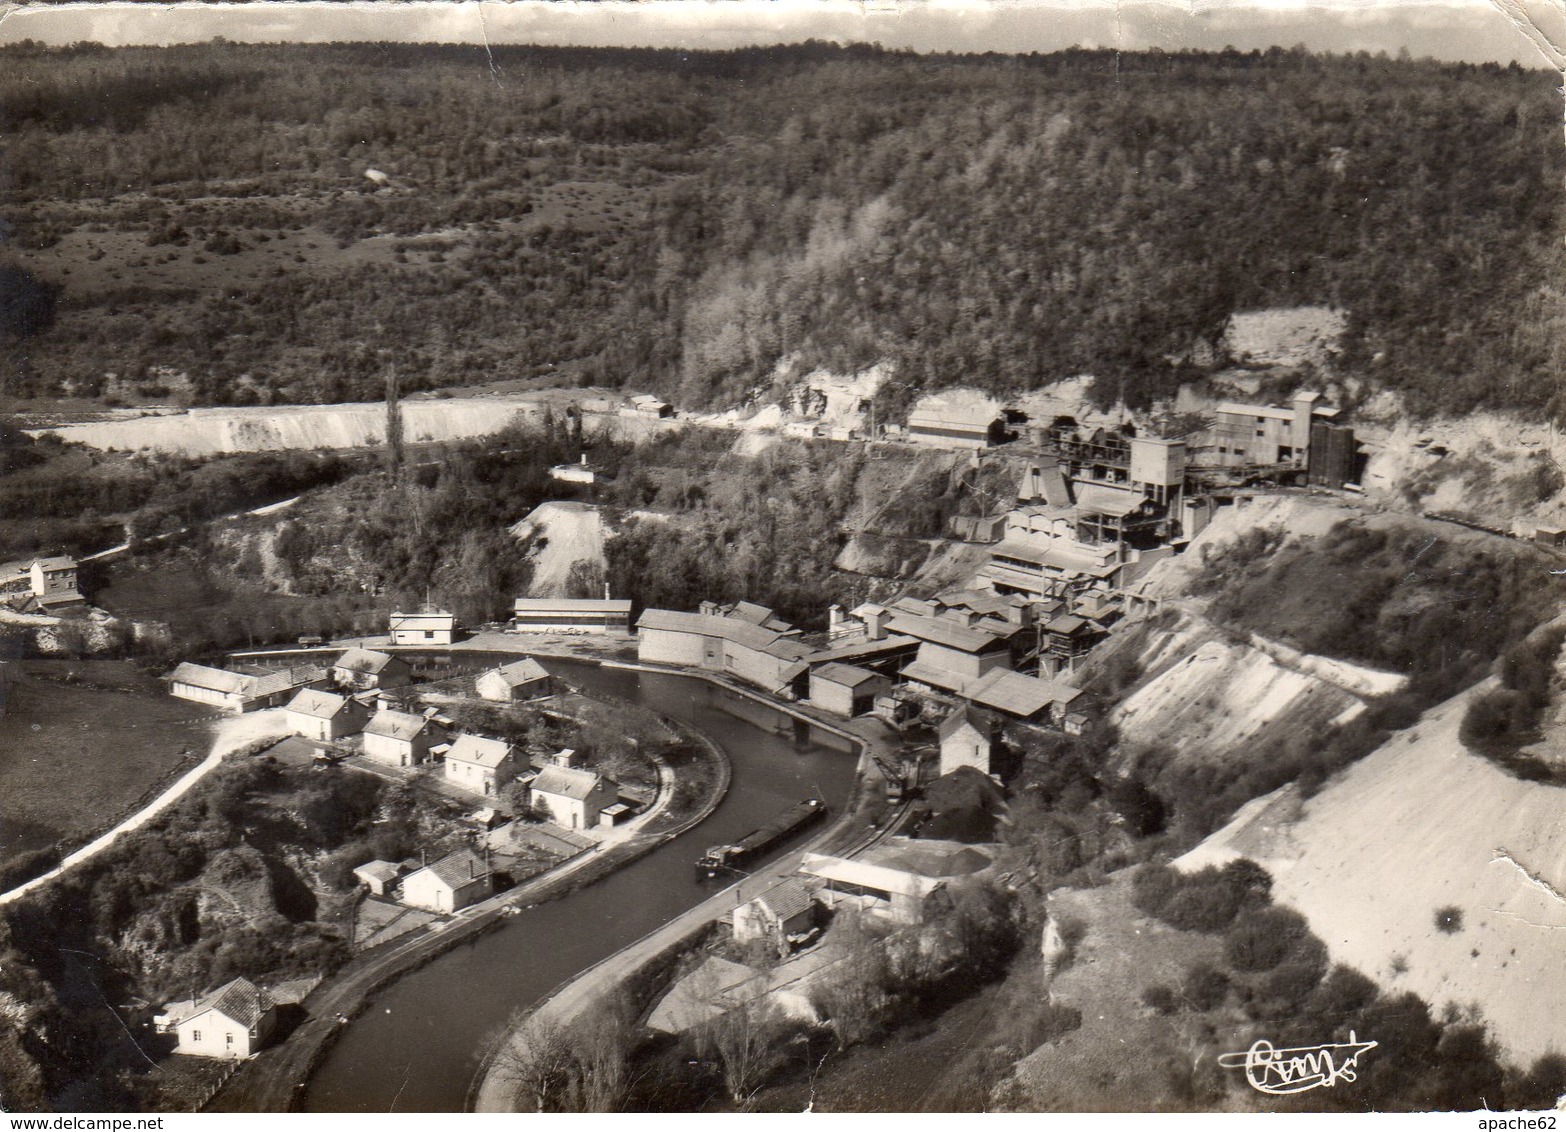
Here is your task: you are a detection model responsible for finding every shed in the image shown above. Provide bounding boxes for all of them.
[808,662,890,717]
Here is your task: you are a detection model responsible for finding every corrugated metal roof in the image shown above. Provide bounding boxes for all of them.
[636,608,807,656]
[1074,484,1146,518]
[250,666,324,698]
[753,877,818,922]
[966,670,1081,717]
[801,852,942,899]
[1215,401,1295,421]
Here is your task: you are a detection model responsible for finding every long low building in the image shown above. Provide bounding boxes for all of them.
[512,597,633,634]
[636,608,815,697]
[166,662,327,714]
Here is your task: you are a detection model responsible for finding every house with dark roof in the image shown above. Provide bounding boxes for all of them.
[330,647,412,691]
[808,662,889,718]
[732,877,820,957]
[939,706,1001,778]
[400,849,491,913]
[0,554,82,609]
[285,688,369,742]
[530,763,618,831]
[475,657,552,703]
[444,734,518,796]
[362,708,442,767]
[159,977,278,1058]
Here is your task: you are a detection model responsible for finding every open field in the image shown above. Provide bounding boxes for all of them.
[0,659,219,863]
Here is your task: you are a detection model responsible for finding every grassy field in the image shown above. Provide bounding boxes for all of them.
[0,659,219,863]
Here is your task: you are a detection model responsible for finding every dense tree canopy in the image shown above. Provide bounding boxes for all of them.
[2,40,1561,417]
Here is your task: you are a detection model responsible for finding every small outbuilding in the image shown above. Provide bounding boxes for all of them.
[808,662,889,717]
[400,850,491,914]
[352,859,405,897]
[732,877,820,957]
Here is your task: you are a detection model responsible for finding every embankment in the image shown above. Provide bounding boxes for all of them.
[1177,678,1566,1065]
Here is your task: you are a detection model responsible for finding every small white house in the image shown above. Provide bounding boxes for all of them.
[331,648,412,691]
[444,734,518,795]
[400,849,491,913]
[530,764,618,831]
[285,688,369,742]
[733,878,820,957]
[159,978,278,1059]
[362,708,441,767]
[475,658,552,703]
[389,609,456,646]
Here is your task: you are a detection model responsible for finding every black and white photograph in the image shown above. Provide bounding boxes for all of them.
[1,0,1565,1117]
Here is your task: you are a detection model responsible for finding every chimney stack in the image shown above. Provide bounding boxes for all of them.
[866,607,889,641]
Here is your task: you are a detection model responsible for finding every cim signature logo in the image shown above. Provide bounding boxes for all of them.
[1217,1032,1379,1096]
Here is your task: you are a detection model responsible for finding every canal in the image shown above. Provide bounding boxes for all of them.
[302,659,860,1112]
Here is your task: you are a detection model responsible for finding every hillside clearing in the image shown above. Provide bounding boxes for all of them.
[1178,679,1566,1064]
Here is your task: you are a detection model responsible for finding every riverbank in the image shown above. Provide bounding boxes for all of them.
[206,680,730,1114]
[469,675,906,1113]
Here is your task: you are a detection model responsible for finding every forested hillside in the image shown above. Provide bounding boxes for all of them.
[2,41,1561,417]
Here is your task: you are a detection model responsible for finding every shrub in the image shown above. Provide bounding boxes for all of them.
[1159,882,1242,933]
[1434,905,1464,934]
[1142,984,1180,1015]
[1183,962,1230,1011]
[1225,906,1310,973]
[1130,862,1179,920]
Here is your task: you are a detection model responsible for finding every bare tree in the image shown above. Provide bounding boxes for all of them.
[698,996,784,1107]
[811,911,895,1049]
[569,991,636,1113]
[495,1011,576,1113]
